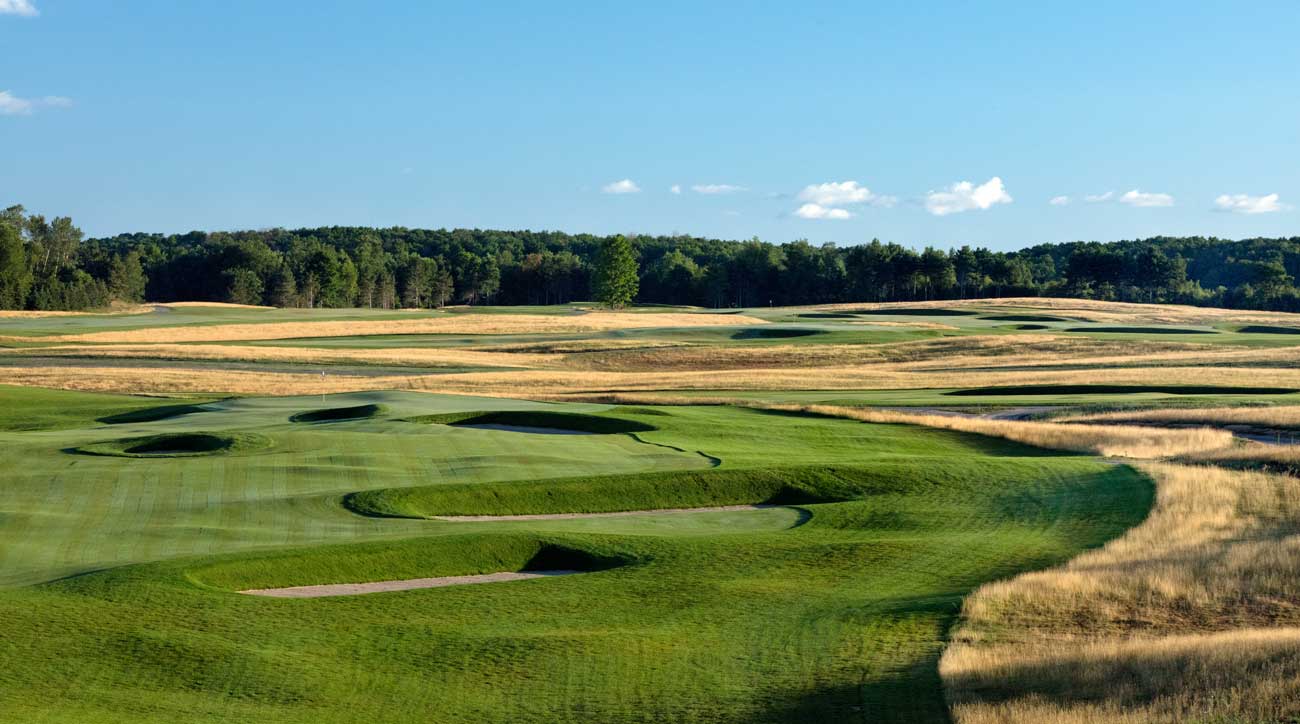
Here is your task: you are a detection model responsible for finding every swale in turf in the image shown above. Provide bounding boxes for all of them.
[0,390,1154,723]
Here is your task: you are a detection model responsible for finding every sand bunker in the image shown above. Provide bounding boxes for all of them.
[430,504,779,522]
[240,570,580,598]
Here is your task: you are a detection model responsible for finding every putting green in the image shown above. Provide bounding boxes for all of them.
[0,388,1153,723]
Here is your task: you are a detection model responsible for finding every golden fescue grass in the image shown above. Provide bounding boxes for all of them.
[2,311,767,344]
[942,462,1300,723]
[158,301,273,309]
[4,343,558,370]
[809,296,1300,325]
[1181,442,1300,475]
[1066,405,1300,429]
[9,361,1300,398]
[556,343,893,371]
[0,304,154,318]
[0,366,406,395]
[756,404,1234,459]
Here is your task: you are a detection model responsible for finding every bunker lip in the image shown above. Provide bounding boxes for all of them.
[240,570,581,598]
[290,403,385,423]
[71,431,273,458]
[429,504,790,522]
[407,410,657,435]
[454,423,594,435]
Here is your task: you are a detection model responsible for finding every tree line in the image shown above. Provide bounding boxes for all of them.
[2,203,1299,312]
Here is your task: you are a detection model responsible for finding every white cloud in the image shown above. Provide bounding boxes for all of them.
[1214,193,1287,214]
[0,90,69,115]
[601,179,641,194]
[1085,191,1115,203]
[1049,195,1071,206]
[798,180,875,206]
[0,91,32,115]
[669,184,681,195]
[0,0,38,16]
[1119,189,1174,208]
[692,183,746,195]
[793,180,895,219]
[924,176,1013,216]
[794,203,852,220]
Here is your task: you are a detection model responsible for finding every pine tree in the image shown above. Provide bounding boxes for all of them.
[269,265,298,307]
[107,251,147,303]
[0,222,32,309]
[593,235,638,309]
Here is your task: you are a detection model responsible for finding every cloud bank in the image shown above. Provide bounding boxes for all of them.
[794,203,853,220]
[1214,193,1286,214]
[925,177,1012,216]
[1119,189,1175,207]
[793,180,894,220]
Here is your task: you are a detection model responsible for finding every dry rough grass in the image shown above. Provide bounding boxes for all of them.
[942,462,1300,723]
[757,404,1234,459]
[1,311,766,344]
[1066,406,1300,429]
[5,343,557,370]
[9,361,1300,398]
[1182,442,1300,475]
[811,297,1300,325]
[159,301,273,309]
[0,304,154,318]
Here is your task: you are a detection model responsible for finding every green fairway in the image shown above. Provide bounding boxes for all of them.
[0,387,1152,722]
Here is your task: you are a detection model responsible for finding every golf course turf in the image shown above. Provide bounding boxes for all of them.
[0,387,1152,723]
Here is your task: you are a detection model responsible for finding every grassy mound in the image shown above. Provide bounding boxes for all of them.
[731,327,824,340]
[98,402,212,425]
[290,403,385,423]
[405,410,657,434]
[1012,323,1050,330]
[796,312,858,319]
[1,391,1156,723]
[947,384,1297,396]
[1238,325,1300,335]
[74,432,273,458]
[347,464,1006,518]
[980,314,1069,322]
[190,534,630,593]
[1065,326,1217,334]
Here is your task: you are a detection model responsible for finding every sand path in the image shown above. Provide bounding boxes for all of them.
[240,570,580,598]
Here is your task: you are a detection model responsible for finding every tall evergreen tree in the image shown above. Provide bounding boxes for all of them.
[107,251,148,303]
[593,235,639,308]
[0,222,31,309]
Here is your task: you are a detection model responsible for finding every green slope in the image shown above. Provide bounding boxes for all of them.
[0,388,1153,723]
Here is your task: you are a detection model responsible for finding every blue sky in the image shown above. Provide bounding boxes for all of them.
[2,1,1297,249]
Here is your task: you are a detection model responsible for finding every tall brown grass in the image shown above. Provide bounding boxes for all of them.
[1181,442,1300,476]
[7,343,557,370]
[1066,405,1300,430]
[942,462,1300,723]
[808,296,1300,325]
[756,404,1235,459]
[0,304,153,318]
[3,311,767,344]
[9,360,1300,398]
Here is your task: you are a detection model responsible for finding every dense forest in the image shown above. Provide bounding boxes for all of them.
[2,203,1299,312]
